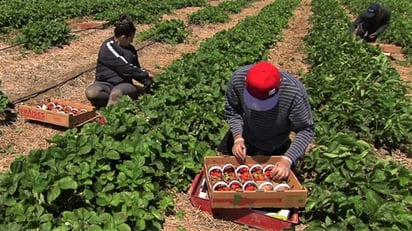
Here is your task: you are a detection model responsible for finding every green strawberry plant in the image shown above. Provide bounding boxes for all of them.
[0,0,207,52]
[136,19,189,44]
[0,82,10,114]
[15,19,75,54]
[188,0,257,25]
[299,133,412,231]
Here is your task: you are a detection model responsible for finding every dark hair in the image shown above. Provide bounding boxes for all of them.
[114,14,136,37]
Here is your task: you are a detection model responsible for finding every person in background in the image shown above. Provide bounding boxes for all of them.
[349,3,391,43]
[217,61,315,181]
[85,14,154,108]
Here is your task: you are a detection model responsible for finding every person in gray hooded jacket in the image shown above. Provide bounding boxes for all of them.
[85,14,154,108]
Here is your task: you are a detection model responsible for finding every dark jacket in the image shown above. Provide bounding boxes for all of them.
[350,6,391,36]
[95,37,149,85]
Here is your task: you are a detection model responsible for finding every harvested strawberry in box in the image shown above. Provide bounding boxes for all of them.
[263,164,275,180]
[228,180,243,191]
[208,166,223,183]
[235,165,252,184]
[213,181,230,191]
[258,181,274,191]
[222,163,237,183]
[250,164,266,182]
[242,181,258,191]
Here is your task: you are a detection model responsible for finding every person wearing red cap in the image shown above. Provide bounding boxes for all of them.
[349,3,391,43]
[217,61,315,181]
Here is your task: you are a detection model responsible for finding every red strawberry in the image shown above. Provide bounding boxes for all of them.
[264,166,273,178]
[98,116,106,125]
[230,183,242,190]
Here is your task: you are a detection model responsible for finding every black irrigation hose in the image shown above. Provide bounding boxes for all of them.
[11,65,96,104]
[9,40,157,104]
[0,42,24,52]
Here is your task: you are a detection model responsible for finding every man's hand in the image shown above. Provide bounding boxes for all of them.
[232,138,246,161]
[368,33,377,38]
[270,156,292,181]
[148,71,155,78]
[142,78,153,92]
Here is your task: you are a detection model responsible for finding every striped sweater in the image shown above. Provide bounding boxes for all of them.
[225,64,315,163]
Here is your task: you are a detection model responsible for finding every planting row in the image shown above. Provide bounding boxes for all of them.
[299,0,412,230]
[188,0,257,25]
[304,0,412,150]
[0,0,207,53]
[0,0,261,53]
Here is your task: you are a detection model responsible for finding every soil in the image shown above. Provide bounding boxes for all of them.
[0,0,411,230]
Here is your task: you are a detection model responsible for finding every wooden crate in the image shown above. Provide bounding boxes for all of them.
[19,98,97,128]
[188,169,300,231]
[204,156,308,208]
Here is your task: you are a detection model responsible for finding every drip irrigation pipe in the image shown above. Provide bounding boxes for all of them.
[11,65,96,104]
[0,23,111,52]
[0,43,24,52]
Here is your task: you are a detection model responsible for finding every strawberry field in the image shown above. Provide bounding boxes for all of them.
[0,0,411,230]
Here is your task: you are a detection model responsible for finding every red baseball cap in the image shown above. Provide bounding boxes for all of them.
[243,61,281,111]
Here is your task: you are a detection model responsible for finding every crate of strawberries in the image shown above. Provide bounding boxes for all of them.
[204,156,307,208]
[18,98,97,128]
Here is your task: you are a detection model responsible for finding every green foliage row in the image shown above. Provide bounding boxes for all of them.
[340,0,412,59]
[0,0,301,229]
[15,19,75,54]
[0,81,10,114]
[298,0,412,229]
[188,0,257,25]
[300,133,412,231]
[304,0,412,151]
[0,104,174,230]
[0,0,207,53]
[136,19,189,44]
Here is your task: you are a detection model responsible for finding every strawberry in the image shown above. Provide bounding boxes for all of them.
[223,172,236,183]
[229,182,242,191]
[264,166,273,178]
[223,165,237,183]
[215,185,230,191]
[209,168,223,183]
[237,172,252,183]
[98,116,106,125]
[244,185,256,191]
[46,102,56,110]
[250,166,265,181]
